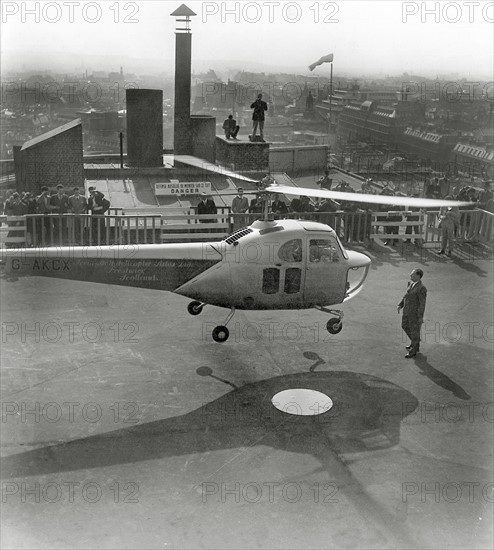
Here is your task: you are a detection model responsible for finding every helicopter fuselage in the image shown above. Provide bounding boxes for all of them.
[175,219,371,309]
[2,219,370,311]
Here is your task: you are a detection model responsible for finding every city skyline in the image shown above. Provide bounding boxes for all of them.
[1,1,492,80]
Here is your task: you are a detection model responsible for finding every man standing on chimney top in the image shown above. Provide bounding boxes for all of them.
[250,93,268,142]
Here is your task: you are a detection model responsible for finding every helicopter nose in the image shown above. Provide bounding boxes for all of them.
[347,250,371,268]
[344,251,371,301]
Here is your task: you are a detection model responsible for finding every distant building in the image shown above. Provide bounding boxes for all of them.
[76,110,120,133]
[316,87,402,127]
[338,101,399,144]
[399,128,457,165]
[292,130,328,146]
[453,143,494,178]
[338,100,425,146]
[13,119,84,192]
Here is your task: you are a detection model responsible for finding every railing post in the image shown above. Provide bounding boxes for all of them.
[104,215,109,245]
[31,215,37,247]
[49,215,54,246]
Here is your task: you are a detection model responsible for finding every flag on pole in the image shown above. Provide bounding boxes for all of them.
[309,53,334,71]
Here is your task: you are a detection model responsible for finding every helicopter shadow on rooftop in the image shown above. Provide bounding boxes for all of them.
[1,357,421,547]
[0,352,419,479]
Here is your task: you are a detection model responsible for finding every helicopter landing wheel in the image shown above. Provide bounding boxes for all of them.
[212,326,229,343]
[326,318,343,334]
[187,301,204,316]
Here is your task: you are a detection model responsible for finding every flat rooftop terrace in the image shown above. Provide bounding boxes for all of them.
[1,248,492,549]
[84,172,299,212]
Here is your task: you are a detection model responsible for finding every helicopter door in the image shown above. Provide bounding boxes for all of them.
[261,265,303,309]
[258,239,304,308]
[303,237,346,306]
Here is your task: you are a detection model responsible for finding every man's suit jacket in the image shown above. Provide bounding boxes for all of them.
[272,200,288,214]
[88,191,108,214]
[68,195,87,214]
[36,194,52,214]
[50,193,69,214]
[290,198,302,212]
[250,99,268,121]
[197,199,217,222]
[232,196,249,214]
[399,281,427,320]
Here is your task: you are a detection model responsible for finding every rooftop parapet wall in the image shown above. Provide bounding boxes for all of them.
[215,136,269,172]
[269,145,328,174]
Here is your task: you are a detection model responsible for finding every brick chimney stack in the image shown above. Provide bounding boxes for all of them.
[171,4,197,155]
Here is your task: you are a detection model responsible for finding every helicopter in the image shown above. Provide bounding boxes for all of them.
[1,180,473,343]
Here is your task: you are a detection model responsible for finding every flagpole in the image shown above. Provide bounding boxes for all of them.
[327,62,333,168]
[329,62,333,130]
[308,53,334,168]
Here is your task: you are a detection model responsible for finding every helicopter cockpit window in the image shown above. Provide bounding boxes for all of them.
[309,239,340,262]
[278,239,302,263]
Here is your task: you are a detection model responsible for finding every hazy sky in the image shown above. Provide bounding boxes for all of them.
[1,0,492,78]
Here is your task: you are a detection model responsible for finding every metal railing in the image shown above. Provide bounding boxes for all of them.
[0,209,492,250]
[0,216,27,247]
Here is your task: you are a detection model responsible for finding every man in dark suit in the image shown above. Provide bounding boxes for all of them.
[88,186,110,242]
[316,197,340,231]
[197,192,217,223]
[397,268,427,358]
[35,186,53,243]
[250,93,268,141]
[271,197,288,216]
[50,184,69,214]
[50,184,69,243]
[317,170,333,190]
[68,187,88,244]
[249,194,264,215]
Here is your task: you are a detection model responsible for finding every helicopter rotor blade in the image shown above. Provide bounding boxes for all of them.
[264,184,475,208]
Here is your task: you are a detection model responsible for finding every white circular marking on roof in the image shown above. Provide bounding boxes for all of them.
[271,389,334,416]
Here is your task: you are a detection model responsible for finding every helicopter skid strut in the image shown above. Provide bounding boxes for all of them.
[315,306,344,335]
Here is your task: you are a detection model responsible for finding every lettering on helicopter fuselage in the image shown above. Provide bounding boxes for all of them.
[8,257,219,291]
[10,259,70,271]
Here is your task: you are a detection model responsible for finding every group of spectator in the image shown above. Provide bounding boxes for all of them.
[229,174,493,247]
[2,185,110,245]
[4,175,490,248]
[425,177,493,212]
[231,180,402,219]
